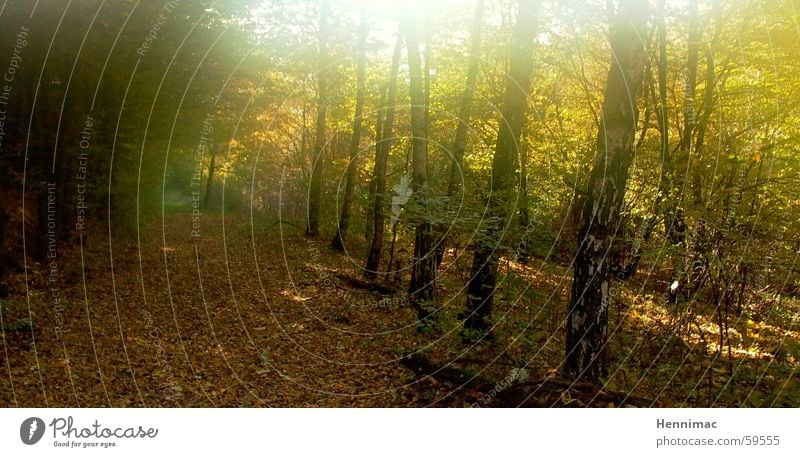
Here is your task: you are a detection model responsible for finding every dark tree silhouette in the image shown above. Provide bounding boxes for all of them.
[405,17,436,322]
[564,0,649,381]
[332,12,368,251]
[364,31,402,280]
[306,0,331,237]
[462,0,539,339]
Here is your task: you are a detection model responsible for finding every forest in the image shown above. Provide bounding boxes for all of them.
[0,0,798,408]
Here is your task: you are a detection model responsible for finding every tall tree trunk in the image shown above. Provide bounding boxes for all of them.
[693,0,722,205]
[306,0,331,237]
[614,23,657,281]
[436,0,485,268]
[666,0,704,301]
[626,0,668,286]
[656,0,669,201]
[681,0,700,156]
[564,0,649,382]
[332,12,368,251]
[647,0,669,246]
[446,0,484,197]
[516,122,531,263]
[692,48,714,203]
[665,0,699,244]
[364,31,402,280]
[462,0,539,339]
[203,150,216,210]
[405,17,436,322]
[423,16,432,142]
[365,84,388,241]
[611,4,664,280]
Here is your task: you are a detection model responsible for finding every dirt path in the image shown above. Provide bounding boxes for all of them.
[1,213,449,407]
[6,213,796,407]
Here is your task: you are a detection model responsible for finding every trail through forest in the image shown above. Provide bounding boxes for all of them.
[3,212,799,407]
[2,213,441,406]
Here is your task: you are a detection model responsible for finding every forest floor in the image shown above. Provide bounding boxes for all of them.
[1,212,799,407]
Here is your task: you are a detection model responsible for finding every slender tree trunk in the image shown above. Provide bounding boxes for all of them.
[666,0,699,244]
[615,30,656,280]
[564,0,649,382]
[332,12,368,251]
[405,17,436,322]
[435,0,485,268]
[446,0,484,197]
[517,186,532,262]
[423,16,432,142]
[652,0,680,244]
[685,0,702,206]
[681,49,717,300]
[682,0,700,156]
[665,0,704,301]
[681,1,723,303]
[516,123,531,263]
[386,221,399,280]
[693,0,720,206]
[656,16,667,135]
[306,0,331,237]
[365,84,388,241]
[462,0,539,339]
[364,31,402,280]
[692,48,714,202]
[203,150,216,210]
[655,0,668,210]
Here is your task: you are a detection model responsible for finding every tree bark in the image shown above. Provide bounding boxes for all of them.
[423,16,432,142]
[364,31,402,280]
[692,0,721,205]
[462,0,539,339]
[627,5,668,281]
[306,0,331,237]
[446,0,484,197]
[656,0,668,196]
[564,0,649,382]
[365,84,388,241]
[435,0,485,269]
[516,123,531,263]
[332,12,368,251]
[405,17,436,322]
[203,149,216,210]
[665,0,700,244]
